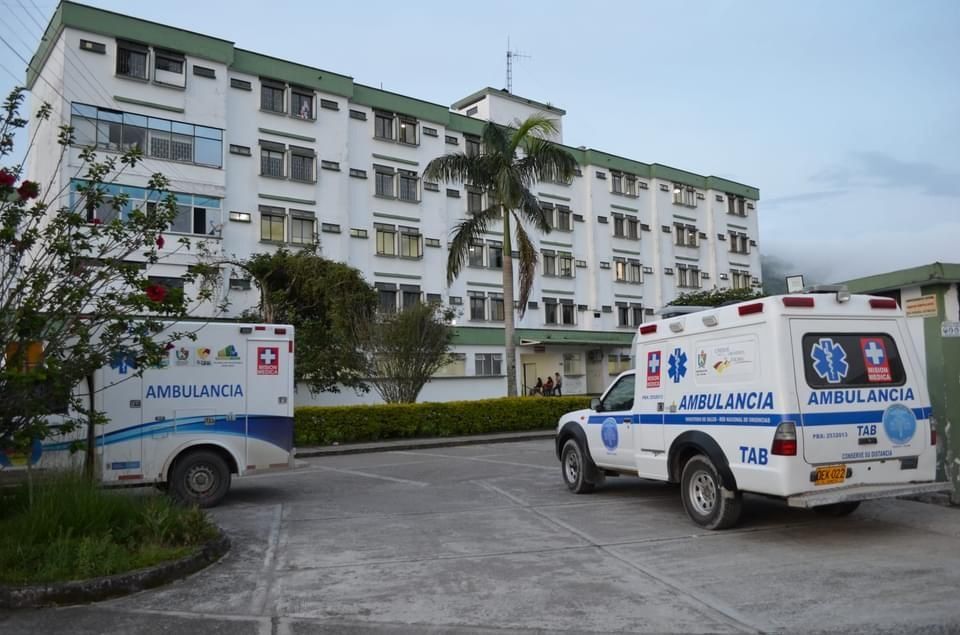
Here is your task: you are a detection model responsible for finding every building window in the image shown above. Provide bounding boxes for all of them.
[398,170,419,202]
[728,195,748,217]
[376,224,397,256]
[398,117,418,145]
[613,214,625,238]
[615,258,642,283]
[70,103,223,168]
[475,353,502,376]
[611,171,623,194]
[608,353,632,375]
[261,80,285,113]
[560,302,575,325]
[617,305,630,327]
[624,175,637,196]
[729,231,750,254]
[489,293,504,321]
[290,148,315,182]
[350,228,368,239]
[260,206,285,242]
[399,227,422,258]
[154,50,185,84]
[467,188,483,214]
[435,353,466,377]
[556,205,572,231]
[545,300,558,325]
[675,223,698,247]
[260,144,285,178]
[445,135,459,145]
[631,305,644,326]
[468,242,484,267]
[375,111,395,140]
[488,242,503,269]
[469,293,486,320]
[74,180,221,235]
[425,237,441,248]
[563,353,583,376]
[116,41,148,79]
[673,185,697,207]
[558,253,574,278]
[542,251,557,276]
[289,212,315,245]
[291,87,314,119]
[465,134,481,157]
[627,217,639,239]
[377,285,397,313]
[375,166,396,198]
[401,286,420,310]
[677,264,701,288]
[731,269,751,289]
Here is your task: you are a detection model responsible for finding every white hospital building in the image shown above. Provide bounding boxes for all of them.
[25,2,761,403]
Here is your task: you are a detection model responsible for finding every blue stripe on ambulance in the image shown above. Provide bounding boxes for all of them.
[587,407,930,428]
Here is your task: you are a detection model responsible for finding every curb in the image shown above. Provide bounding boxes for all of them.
[0,530,231,609]
[296,430,555,458]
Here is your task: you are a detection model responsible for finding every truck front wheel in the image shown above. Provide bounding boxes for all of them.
[680,454,742,530]
[561,439,603,494]
[169,450,231,508]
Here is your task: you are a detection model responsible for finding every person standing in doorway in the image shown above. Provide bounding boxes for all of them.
[554,372,563,397]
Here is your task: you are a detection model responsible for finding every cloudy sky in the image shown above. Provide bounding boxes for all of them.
[2,0,957,283]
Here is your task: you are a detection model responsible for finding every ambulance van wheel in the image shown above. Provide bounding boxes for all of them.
[169,450,231,508]
[680,454,742,530]
[561,439,600,494]
[813,501,861,517]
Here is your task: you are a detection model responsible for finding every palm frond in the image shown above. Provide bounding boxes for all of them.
[516,138,579,186]
[517,189,552,234]
[446,211,490,286]
[512,213,538,318]
[481,122,510,159]
[507,115,559,154]
[423,152,484,185]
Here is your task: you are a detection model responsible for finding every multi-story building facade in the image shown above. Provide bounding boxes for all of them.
[25,2,761,403]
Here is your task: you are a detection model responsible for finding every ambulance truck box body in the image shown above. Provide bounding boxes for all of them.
[556,291,949,529]
[39,322,295,507]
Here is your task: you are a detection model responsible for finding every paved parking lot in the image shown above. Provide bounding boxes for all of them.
[3,439,960,634]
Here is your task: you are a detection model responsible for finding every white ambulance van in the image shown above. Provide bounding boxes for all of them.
[37,321,295,507]
[555,289,950,529]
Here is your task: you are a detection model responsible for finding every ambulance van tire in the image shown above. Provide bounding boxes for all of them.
[169,449,232,508]
[680,454,743,530]
[561,439,604,494]
[813,501,861,517]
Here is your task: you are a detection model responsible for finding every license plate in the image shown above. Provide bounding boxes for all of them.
[815,464,846,486]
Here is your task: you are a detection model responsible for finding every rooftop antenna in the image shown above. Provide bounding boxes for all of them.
[505,37,530,94]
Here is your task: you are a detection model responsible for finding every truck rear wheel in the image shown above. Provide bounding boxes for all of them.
[813,501,861,517]
[561,439,602,494]
[169,449,231,508]
[680,454,742,530]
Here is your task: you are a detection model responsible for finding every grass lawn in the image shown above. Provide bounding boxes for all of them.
[0,474,218,585]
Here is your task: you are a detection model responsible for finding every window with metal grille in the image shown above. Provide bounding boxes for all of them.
[290,212,315,245]
[468,243,484,267]
[375,111,394,140]
[556,206,572,231]
[291,88,314,119]
[398,170,419,202]
[475,353,502,376]
[558,253,574,278]
[261,147,284,177]
[116,41,147,79]
[261,80,285,113]
[489,294,504,321]
[488,242,503,269]
[290,150,315,182]
[260,206,285,242]
[398,117,418,145]
[469,293,486,320]
[542,251,557,276]
[376,224,396,256]
[399,227,422,258]
[375,168,395,197]
[467,188,483,214]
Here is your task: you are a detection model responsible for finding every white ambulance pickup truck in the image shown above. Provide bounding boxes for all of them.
[555,289,950,529]
[36,322,296,507]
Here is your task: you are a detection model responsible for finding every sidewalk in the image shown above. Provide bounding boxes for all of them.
[295,429,555,458]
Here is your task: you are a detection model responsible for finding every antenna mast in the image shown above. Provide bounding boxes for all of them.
[505,37,530,94]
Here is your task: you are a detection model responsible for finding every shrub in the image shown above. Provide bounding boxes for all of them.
[294,396,591,446]
[0,474,218,584]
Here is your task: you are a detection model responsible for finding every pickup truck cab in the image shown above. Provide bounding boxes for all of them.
[556,290,949,529]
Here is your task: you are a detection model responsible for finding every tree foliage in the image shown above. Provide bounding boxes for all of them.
[424,116,578,397]
[236,248,376,394]
[667,287,764,307]
[359,302,454,404]
[0,88,219,476]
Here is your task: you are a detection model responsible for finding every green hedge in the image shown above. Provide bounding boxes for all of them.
[294,396,590,446]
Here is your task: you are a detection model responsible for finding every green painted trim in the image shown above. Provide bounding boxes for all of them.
[373,271,421,280]
[113,96,184,113]
[373,212,420,223]
[258,194,316,205]
[537,192,571,202]
[729,261,751,267]
[466,281,502,289]
[612,248,641,255]
[352,84,450,125]
[450,327,504,346]
[672,214,697,222]
[675,255,699,262]
[611,204,639,213]
[541,240,573,248]
[542,289,575,296]
[843,262,960,294]
[446,112,485,135]
[727,223,748,230]
[232,49,353,98]
[258,128,316,143]
[450,326,635,346]
[451,87,566,115]
[372,153,419,166]
[706,176,760,200]
[614,293,644,300]
[583,149,651,178]
[26,3,63,89]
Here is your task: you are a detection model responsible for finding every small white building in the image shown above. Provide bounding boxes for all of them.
[25,2,762,403]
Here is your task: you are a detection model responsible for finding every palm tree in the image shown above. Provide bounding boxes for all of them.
[424,116,578,397]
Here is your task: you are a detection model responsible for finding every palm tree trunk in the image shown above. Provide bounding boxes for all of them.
[501,206,518,397]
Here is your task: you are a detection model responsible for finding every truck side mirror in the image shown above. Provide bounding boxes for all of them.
[590,397,601,411]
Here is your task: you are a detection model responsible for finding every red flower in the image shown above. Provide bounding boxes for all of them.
[16,180,39,200]
[145,284,168,303]
[156,234,165,249]
[0,170,15,188]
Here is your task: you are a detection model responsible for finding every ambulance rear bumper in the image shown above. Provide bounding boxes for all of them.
[786,481,951,508]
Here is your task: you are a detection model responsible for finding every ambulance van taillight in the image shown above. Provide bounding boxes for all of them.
[771,422,798,456]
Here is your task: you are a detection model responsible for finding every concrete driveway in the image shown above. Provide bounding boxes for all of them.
[3,439,960,634]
